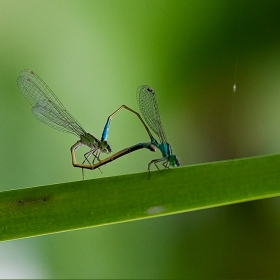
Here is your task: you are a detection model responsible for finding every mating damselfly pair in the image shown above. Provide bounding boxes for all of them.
[17,70,179,177]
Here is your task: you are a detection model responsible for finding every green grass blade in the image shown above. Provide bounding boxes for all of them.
[1,154,280,242]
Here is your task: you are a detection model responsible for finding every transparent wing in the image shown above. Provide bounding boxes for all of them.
[31,99,78,134]
[136,85,167,143]
[17,69,86,137]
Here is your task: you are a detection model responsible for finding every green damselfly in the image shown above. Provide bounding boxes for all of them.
[17,70,155,173]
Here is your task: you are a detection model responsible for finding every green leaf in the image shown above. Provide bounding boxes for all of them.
[1,153,280,242]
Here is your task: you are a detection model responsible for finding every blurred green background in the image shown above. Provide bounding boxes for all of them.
[1,0,280,278]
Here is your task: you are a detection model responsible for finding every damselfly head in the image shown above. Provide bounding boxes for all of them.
[169,154,180,167]
[174,155,180,167]
[105,143,112,153]
[101,141,111,154]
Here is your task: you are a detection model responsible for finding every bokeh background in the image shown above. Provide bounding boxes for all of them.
[1,0,280,278]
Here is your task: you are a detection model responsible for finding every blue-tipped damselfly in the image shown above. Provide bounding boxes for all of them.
[17,70,155,173]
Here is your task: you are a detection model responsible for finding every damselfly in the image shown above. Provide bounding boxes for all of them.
[17,70,155,173]
[136,85,180,173]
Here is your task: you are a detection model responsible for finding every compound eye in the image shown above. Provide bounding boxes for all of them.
[107,144,112,153]
[174,156,180,167]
